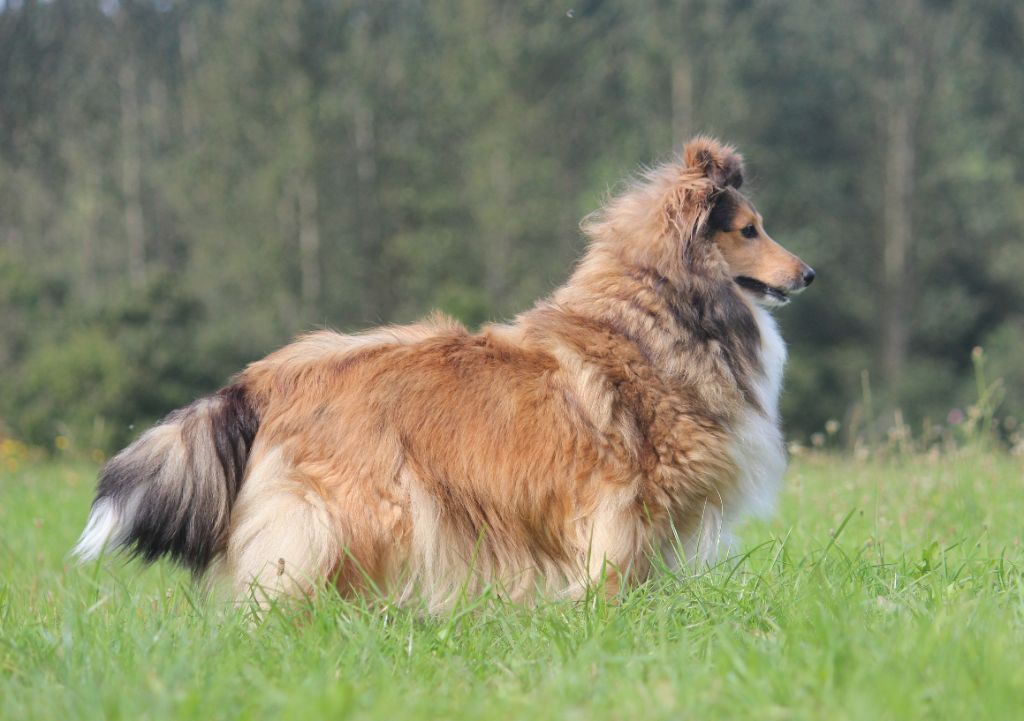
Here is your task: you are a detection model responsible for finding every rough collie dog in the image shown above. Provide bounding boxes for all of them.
[74,137,813,610]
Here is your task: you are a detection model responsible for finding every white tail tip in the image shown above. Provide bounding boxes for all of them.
[73,499,125,561]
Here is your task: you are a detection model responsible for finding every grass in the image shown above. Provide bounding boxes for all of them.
[1,450,1022,720]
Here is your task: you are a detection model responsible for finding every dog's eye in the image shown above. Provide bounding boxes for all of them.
[740,224,758,239]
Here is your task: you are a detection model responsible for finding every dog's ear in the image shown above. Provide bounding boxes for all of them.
[683,136,744,190]
[657,137,745,266]
[588,137,746,272]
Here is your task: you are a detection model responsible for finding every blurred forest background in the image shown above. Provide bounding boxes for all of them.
[1,0,1022,453]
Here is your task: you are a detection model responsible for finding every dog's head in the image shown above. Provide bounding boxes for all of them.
[669,138,815,306]
[706,188,814,307]
[581,136,814,306]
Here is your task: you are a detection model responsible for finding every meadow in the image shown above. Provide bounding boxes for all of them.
[2,446,1022,721]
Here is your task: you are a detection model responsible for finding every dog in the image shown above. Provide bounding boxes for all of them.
[74,137,813,610]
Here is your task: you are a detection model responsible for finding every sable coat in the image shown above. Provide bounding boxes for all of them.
[74,137,813,610]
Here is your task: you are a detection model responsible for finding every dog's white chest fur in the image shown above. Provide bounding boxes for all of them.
[726,305,787,524]
[681,304,788,564]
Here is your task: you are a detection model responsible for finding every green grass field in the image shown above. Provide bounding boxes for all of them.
[2,450,1022,720]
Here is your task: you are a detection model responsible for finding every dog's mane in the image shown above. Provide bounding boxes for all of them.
[542,137,763,418]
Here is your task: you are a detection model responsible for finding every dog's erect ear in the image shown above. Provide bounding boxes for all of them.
[588,136,747,272]
[683,136,744,190]
[656,137,745,267]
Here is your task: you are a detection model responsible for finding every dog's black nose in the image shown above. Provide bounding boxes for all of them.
[803,267,816,287]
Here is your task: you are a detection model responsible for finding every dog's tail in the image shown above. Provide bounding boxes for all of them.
[73,382,263,576]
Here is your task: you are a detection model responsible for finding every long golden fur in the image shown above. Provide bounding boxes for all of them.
[74,137,813,610]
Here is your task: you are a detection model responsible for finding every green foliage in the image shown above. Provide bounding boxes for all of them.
[4,276,215,451]
[14,329,133,451]
[2,453,1022,719]
[0,0,1022,450]
[981,320,1024,428]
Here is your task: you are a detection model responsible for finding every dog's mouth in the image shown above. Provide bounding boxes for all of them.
[735,276,791,305]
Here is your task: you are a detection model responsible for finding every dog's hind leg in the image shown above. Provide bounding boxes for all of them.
[224,447,342,607]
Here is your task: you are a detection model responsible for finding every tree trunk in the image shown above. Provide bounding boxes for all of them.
[353,101,385,318]
[297,170,321,319]
[485,148,512,308]
[881,96,914,386]
[670,52,694,150]
[119,52,146,289]
[178,14,201,142]
[666,0,696,150]
[879,1,926,389]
